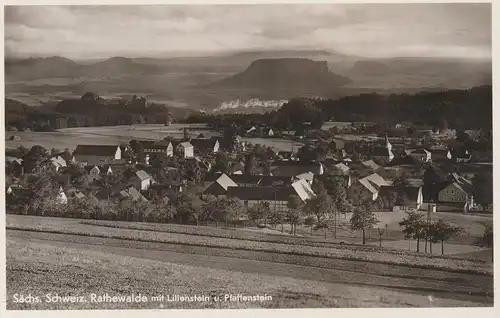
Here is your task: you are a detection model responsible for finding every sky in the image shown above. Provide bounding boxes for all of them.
[4,3,492,60]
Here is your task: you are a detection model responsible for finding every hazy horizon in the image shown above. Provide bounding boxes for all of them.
[5,3,492,60]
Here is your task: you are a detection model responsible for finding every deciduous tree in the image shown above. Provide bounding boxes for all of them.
[350,206,378,244]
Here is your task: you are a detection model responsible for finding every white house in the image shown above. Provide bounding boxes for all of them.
[50,156,67,172]
[176,142,194,158]
[56,187,68,205]
[130,170,154,191]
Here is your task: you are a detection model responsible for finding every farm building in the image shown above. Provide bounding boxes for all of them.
[379,185,424,211]
[203,173,238,198]
[141,140,174,157]
[270,160,324,177]
[72,145,121,166]
[226,179,315,213]
[189,138,219,155]
[438,173,474,210]
[348,173,391,202]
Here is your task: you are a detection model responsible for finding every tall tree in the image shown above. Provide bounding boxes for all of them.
[304,189,332,225]
[472,173,493,211]
[244,153,257,175]
[286,195,303,235]
[247,201,270,225]
[474,224,493,261]
[350,206,378,244]
[428,219,463,255]
[23,145,48,173]
[399,211,426,252]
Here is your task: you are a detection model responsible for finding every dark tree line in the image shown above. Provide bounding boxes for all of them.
[5,93,188,131]
[184,86,492,131]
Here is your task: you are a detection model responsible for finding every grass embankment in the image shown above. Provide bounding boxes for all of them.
[79,219,484,260]
[7,215,491,275]
[6,239,489,309]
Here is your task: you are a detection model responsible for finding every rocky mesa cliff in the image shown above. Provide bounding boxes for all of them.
[209,58,351,94]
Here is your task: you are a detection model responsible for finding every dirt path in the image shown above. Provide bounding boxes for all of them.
[7,230,493,305]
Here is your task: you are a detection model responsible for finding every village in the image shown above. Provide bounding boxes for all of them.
[5,116,493,251]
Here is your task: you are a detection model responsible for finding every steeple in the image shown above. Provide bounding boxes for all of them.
[385,133,392,151]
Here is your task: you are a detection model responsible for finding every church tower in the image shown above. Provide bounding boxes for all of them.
[385,133,392,151]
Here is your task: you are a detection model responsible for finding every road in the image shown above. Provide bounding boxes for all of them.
[7,230,493,305]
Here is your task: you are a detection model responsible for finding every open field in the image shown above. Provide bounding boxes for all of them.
[6,124,308,152]
[6,215,492,275]
[7,235,492,309]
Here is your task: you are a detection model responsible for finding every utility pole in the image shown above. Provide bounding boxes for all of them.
[333,205,337,239]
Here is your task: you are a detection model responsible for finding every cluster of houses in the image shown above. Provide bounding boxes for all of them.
[6,128,481,215]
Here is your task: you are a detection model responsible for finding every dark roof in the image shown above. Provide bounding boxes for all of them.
[372,146,391,157]
[141,140,172,150]
[189,138,217,150]
[270,160,323,176]
[330,139,345,149]
[227,186,296,201]
[450,148,471,158]
[229,174,263,185]
[196,133,207,138]
[379,185,421,205]
[73,145,119,156]
[258,176,294,187]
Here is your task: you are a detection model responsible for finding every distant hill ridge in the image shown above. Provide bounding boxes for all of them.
[5,56,163,80]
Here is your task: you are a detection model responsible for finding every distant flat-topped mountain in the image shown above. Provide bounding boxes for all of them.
[207,58,351,94]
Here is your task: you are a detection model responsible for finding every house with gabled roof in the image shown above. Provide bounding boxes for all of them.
[270,160,324,177]
[49,155,67,172]
[438,173,474,211]
[294,171,314,185]
[202,173,237,197]
[347,173,391,202]
[189,138,219,155]
[379,185,424,211]
[141,140,174,157]
[406,148,432,163]
[120,186,148,202]
[258,176,294,187]
[361,160,380,171]
[447,148,472,163]
[176,141,194,158]
[72,145,121,166]
[333,162,350,175]
[226,179,315,213]
[229,174,263,187]
[128,170,154,191]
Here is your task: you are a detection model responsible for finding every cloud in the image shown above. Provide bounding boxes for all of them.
[4,3,491,59]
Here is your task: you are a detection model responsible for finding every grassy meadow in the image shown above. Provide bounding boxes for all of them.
[7,237,490,309]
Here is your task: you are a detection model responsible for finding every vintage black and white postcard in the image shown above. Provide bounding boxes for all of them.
[1,0,495,315]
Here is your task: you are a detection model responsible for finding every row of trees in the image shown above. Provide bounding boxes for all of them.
[399,211,463,255]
